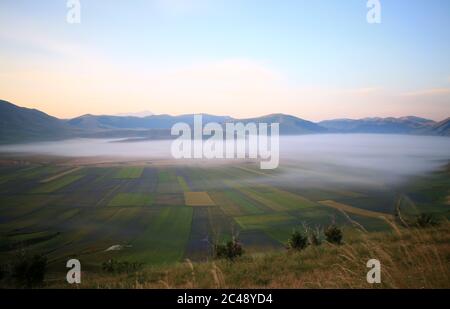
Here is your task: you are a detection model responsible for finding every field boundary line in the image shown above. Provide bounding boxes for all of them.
[318,200,394,220]
[39,167,82,183]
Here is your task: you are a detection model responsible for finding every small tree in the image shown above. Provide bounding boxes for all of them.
[287,229,309,251]
[325,225,343,245]
[214,237,243,261]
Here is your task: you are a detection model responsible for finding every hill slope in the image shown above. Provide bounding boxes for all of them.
[319,116,436,134]
[1,100,449,143]
[0,100,75,143]
[426,118,450,136]
[67,113,232,130]
[235,113,327,134]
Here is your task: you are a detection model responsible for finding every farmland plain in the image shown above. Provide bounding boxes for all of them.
[0,152,449,279]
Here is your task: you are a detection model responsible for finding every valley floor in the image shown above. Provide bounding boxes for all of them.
[0,155,449,288]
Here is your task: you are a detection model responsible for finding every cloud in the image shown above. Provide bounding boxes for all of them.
[401,88,450,97]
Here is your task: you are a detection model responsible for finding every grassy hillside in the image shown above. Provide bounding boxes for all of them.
[45,222,450,288]
[0,100,74,143]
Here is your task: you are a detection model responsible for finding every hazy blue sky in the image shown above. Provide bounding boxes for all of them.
[0,0,449,120]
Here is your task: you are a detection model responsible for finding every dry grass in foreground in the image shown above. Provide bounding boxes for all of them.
[50,222,449,289]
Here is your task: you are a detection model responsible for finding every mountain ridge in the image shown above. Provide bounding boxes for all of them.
[0,99,448,144]
[318,116,438,134]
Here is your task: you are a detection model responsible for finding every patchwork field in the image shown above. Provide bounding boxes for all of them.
[31,174,85,193]
[114,167,144,179]
[108,193,154,207]
[184,192,215,206]
[317,200,395,220]
[123,207,193,264]
[234,213,297,230]
[0,158,449,276]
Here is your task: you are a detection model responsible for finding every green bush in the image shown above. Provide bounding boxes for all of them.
[214,238,243,261]
[415,213,437,228]
[0,264,6,281]
[102,259,143,273]
[325,225,343,245]
[287,229,309,251]
[11,253,47,288]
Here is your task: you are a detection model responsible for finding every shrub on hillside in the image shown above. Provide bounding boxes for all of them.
[11,252,47,288]
[214,238,243,261]
[0,263,6,281]
[415,213,438,228]
[102,259,143,273]
[287,229,309,251]
[325,225,343,245]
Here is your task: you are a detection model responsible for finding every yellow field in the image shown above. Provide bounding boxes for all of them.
[177,176,190,191]
[318,200,394,220]
[184,192,216,206]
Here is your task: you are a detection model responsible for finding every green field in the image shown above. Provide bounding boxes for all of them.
[222,190,264,215]
[177,176,190,191]
[234,213,297,230]
[125,207,193,264]
[108,193,154,207]
[0,160,449,279]
[31,174,84,193]
[157,170,182,193]
[114,167,144,179]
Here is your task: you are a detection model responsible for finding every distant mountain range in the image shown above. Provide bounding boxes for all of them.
[114,110,154,117]
[318,116,437,134]
[0,99,448,144]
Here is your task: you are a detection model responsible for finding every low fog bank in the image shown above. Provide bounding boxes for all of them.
[0,134,449,187]
[0,138,173,159]
[276,134,450,187]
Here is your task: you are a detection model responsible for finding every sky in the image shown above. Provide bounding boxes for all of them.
[0,0,449,121]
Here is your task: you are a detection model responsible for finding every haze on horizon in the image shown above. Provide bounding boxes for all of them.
[1,134,449,187]
[0,0,449,121]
